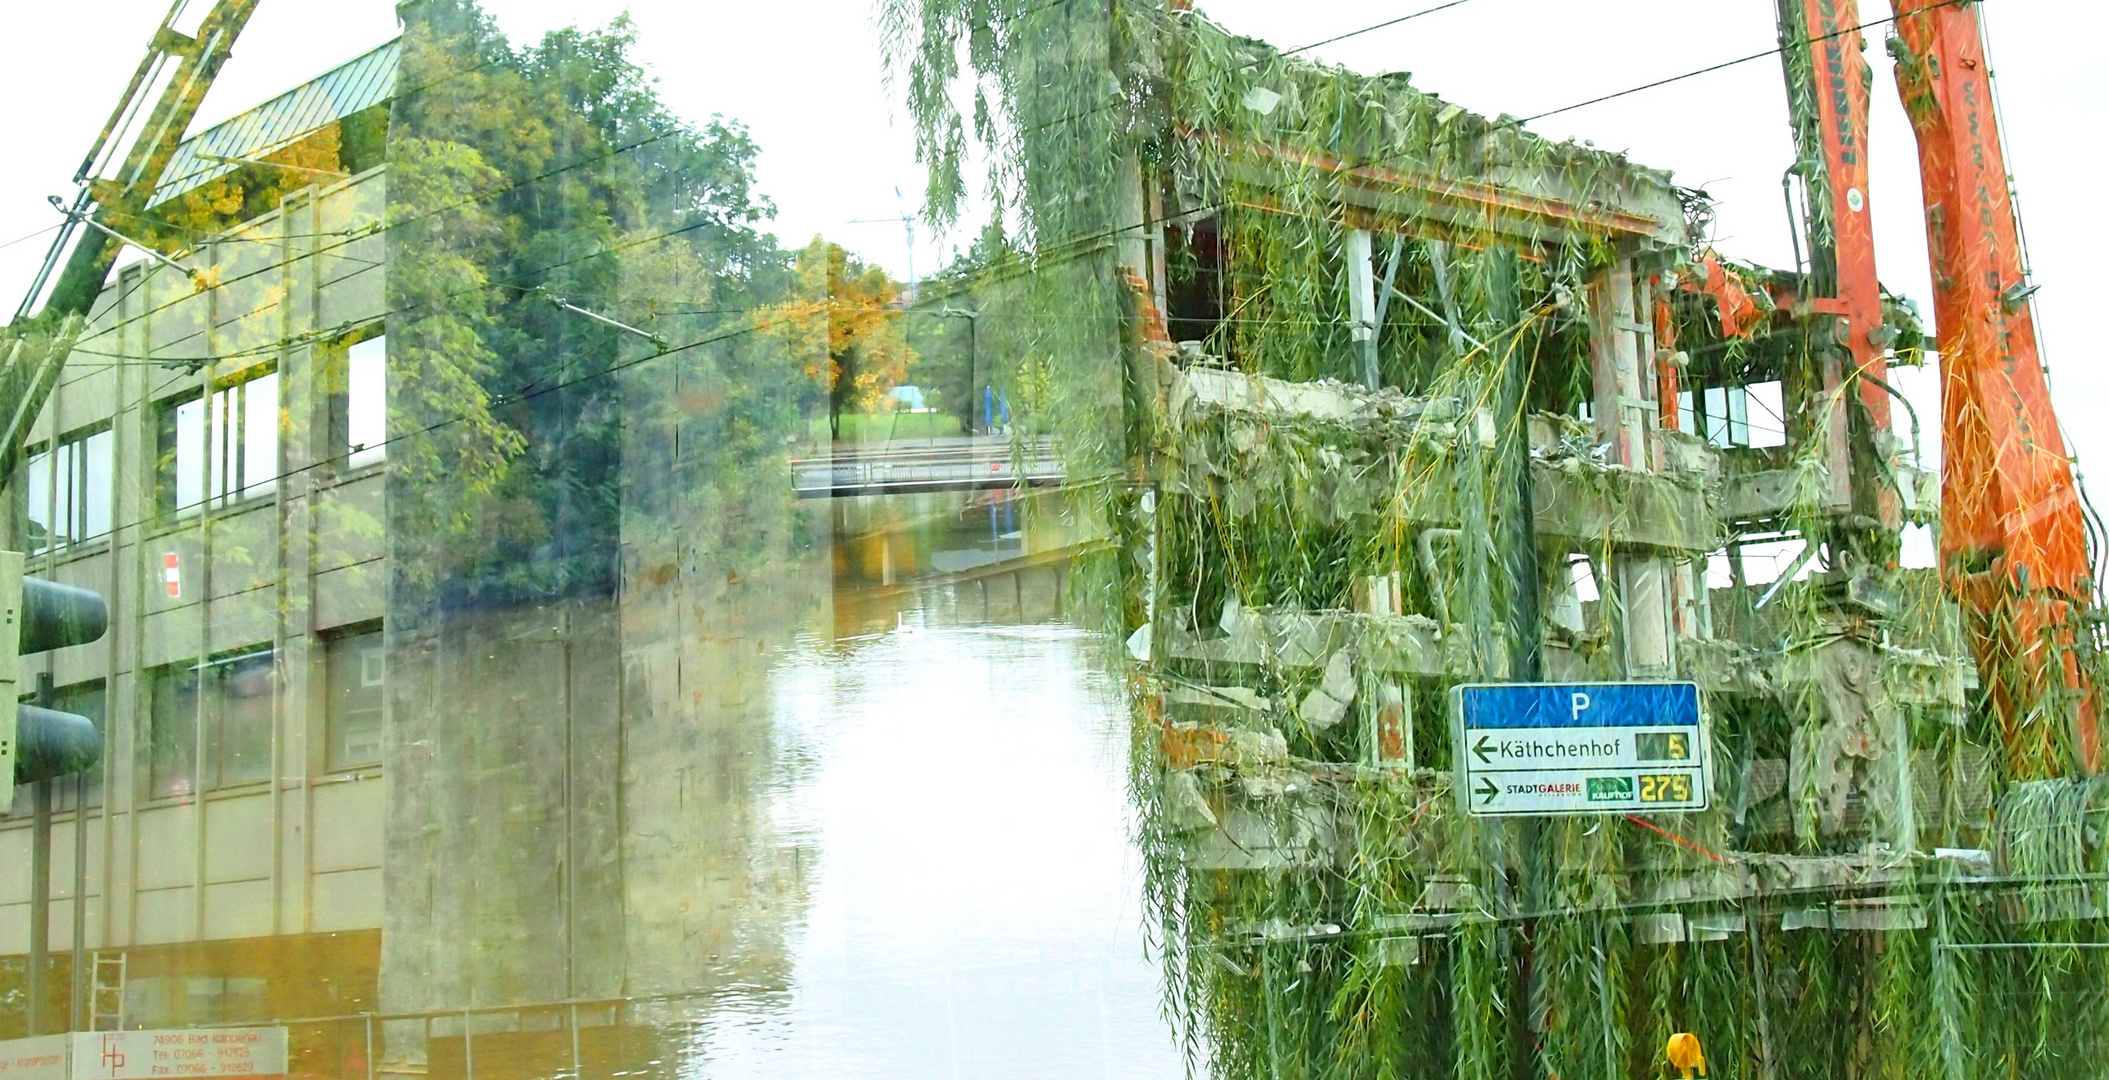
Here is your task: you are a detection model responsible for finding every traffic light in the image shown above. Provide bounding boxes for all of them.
[0,551,109,808]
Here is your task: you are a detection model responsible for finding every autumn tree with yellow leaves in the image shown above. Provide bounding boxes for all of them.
[787,237,915,440]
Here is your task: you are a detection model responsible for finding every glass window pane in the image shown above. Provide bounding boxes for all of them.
[1703,385,1730,447]
[209,649,275,789]
[23,445,52,553]
[347,336,385,468]
[51,440,73,545]
[170,396,204,514]
[149,663,199,799]
[1747,380,1788,448]
[242,371,279,500]
[326,629,384,770]
[80,428,113,540]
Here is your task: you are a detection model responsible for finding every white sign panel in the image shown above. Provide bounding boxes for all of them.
[0,1036,70,1080]
[70,1029,287,1080]
[1453,682,1707,817]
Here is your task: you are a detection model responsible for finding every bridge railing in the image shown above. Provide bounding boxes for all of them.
[791,437,1063,498]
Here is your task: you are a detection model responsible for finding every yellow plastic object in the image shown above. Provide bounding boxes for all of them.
[1666,1032,1707,1078]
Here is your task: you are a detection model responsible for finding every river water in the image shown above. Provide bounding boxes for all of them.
[678,492,1179,1077]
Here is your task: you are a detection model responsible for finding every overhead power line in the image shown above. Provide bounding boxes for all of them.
[1013,0,1492,141]
[1421,0,1969,151]
[1281,0,1482,56]
[18,0,1979,540]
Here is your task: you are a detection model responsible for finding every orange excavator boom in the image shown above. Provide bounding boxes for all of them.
[1888,0,2099,775]
[1776,0,2097,775]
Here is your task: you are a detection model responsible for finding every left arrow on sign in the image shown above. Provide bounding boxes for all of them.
[1476,777,1499,805]
[1472,734,1494,766]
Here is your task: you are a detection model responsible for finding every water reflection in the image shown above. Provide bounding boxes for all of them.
[687,620,1176,1078]
[828,489,1088,638]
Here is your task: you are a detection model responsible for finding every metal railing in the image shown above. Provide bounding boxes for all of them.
[791,437,1064,498]
[160,988,724,1080]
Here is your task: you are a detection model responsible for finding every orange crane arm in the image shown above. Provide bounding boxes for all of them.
[1777,0,1891,403]
[1890,0,2098,774]
[1776,0,1904,542]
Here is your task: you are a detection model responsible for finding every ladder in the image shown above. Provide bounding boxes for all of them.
[88,951,126,1031]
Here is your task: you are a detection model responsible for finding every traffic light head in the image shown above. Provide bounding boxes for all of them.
[15,705,100,783]
[20,577,108,653]
[1,551,110,807]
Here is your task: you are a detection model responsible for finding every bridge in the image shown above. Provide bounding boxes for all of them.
[791,436,1065,498]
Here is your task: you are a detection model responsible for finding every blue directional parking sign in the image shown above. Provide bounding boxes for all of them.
[1451,682,1706,817]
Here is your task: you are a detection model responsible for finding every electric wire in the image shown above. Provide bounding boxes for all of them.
[0,224,61,254]
[41,0,1900,360]
[50,122,702,358]
[32,304,801,552]
[1278,0,1484,57]
[9,0,1997,550]
[20,44,538,333]
[1007,0,1493,144]
[1392,0,1971,163]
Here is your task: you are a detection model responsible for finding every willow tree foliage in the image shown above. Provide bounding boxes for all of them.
[882,3,2109,1079]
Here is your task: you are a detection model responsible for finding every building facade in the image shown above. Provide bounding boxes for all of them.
[4,40,396,1036]
[3,34,829,1077]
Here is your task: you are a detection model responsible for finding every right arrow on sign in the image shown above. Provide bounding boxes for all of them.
[1476,777,1499,805]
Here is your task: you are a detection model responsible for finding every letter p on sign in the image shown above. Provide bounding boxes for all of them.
[1570,692,1590,720]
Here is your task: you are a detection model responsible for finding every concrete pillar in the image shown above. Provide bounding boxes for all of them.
[1591,261,1675,676]
[1589,264,1648,470]
[1346,230,1378,388]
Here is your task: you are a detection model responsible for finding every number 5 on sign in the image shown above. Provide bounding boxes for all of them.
[1635,731,1689,761]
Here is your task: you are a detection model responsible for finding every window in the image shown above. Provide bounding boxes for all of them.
[123,976,267,1028]
[147,647,275,798]
[158,366,279,515]
[21,426,113,553]
[325,626,383,770]
[147,661,199,798]
[208,648,275,789]
[1674,381,1785,450]
[339,334,386,469]
[1678,385,1750,448]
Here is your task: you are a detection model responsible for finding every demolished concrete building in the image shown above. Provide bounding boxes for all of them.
[883,0,2095,1073]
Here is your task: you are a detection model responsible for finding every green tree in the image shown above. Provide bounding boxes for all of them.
[390,0,795,598]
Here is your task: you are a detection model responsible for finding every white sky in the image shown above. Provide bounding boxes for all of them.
[0,0,2102,494]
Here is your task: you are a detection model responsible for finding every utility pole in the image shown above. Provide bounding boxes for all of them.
[70,765,87,1031]
[28,674,52,1035]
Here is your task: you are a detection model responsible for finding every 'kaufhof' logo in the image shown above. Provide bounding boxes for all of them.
[1586,776,1633,802]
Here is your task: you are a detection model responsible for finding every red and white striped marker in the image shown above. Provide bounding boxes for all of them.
[162,552,181,598]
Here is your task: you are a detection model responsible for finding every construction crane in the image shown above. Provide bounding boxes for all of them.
[0,0,261,486]
[1775,0,2100,777]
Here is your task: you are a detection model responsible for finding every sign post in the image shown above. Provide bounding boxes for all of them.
[1452,682,1706,817]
